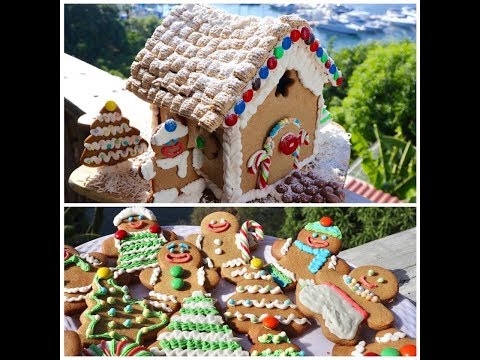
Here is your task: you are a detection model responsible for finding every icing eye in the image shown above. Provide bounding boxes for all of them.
[312,233,318,238]
[180,248,185,253]
[128,216,134,222]
[220,218,226,223]
[167,243,176,252]
[138,215,145,220]
[368,269,375,276]
[321,235,327,240]
[210,219,217,225]
[377,277,385,283]
[179,243,190,249]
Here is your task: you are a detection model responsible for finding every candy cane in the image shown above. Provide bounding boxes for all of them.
[247,150,269,175]
[292,130,309,169]
[235,233,251,262]
[241,220,264,248]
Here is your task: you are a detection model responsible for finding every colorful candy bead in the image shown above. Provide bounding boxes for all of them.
[329,64,337,74]
[368,269,375,276]
[290,29,301,42]
[320,217,333,227]
[282,37,292,50]
[267,57,277,70]
[169,265,184,277]
[325,59,332,69]
[259,66,269,79]
[243,89,253,103]
[250,257,263,269]
[364,352,379,356]
[305,33,315,45]
[377,277,385,283]
[380,348,400,356]
[228,299,235,305]
[107,308,116,317]
[225,114,238,127]
[99,287,108,295]
[114,230,127,240]
[234,100,246,115]
[399,344,416,356]
[310,40,319,52]
[321,54,328,63]
[274,47,284,59]
[164,119,177,132]
[316,47,324,57]
[171,277,184,290]
[195,136,205,149]
[107,297,116,304]
[96,267,112,279]
[124,304,133,313]
[149,224,161,234]
[300,27,310,40]
[262,315,279,329]
[336,77,344,86]
[104,100,117,112]
[123,319,132,328]
[252,77,261,90]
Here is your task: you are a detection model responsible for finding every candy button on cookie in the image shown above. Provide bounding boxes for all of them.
[399,344,416,356]
[319,216,333,227]
[149,224,161,234]
[97,267,112,279]
[380,347,400,356]
[262,315,279,329]
[104,100,117,112]
[364,352,379,356]
[250,257,263,269]
[114,229,127,240]
[170,265,184,277]
[171,277,184,290]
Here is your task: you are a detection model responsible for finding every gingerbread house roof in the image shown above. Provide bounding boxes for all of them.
[127,4,342,132]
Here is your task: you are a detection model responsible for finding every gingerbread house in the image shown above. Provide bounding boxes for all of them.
[127,4,351,202]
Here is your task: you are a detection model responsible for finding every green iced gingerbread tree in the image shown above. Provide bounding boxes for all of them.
[78,267,168,345]
[150,291,249,356]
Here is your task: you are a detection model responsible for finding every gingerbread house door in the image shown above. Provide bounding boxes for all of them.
[248,118,309,188]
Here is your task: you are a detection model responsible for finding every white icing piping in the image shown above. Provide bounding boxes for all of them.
[151,348,249,356]
[229,298,297,309]
[79,253,102,266]
[195,235,203,249]
[95,111,122,123]
[64,284,92,294]
[230,267,248,277]
[328,255,337,270]
[236,284,282,294]
[203,257,214,268]
[271,262,296,281]
[155,150,189,178]
[148,300,173,313]
[157,329,239,342]
[224,311,310,325]
[351,341,366,356]
[197,266,206,286]
[149,290,177,303]
[113,207,157,226]
[222,258,246,268]
[280,237,293,256]
[149,267,161,286]
[64,294,88,302]
[376,331,406,343]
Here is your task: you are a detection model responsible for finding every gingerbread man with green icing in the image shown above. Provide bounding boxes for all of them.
[269,216,350,291]
[139,240,221,314]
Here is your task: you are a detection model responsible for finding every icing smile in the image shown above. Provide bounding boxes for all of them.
[161,142,185,158]
[207,221,231,233]
[306,237,329,248]
[165,252,192,263]
[128,220,146,230]
[359,276,377,289]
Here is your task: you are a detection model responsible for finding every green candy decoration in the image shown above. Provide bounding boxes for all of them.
[170,265,184,278]
[333,72,339,80]
[274,47,284,59]
[321,54,328,63]
[196,136,205,149]
[380,347,401,356]
[171,277,184,290]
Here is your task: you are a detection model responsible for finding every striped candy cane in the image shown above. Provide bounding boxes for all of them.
[241,220,265,248]
[292,129,310,169]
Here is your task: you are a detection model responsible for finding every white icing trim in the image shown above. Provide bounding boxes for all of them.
[229,298,297,310]
[113,207,157,226]
[280,237,293,256]
[351,341,366,356]
[152,178,207,203]
[221,123,243,202]
[152,188,179,202]
[64,284,92,294]
[271,262,296,281]
[222,258,246,268]
[149,290,177,303]
[148,300,173,313]
[328,255,337,270]
[95,111,122,123]
[149,267,161,286]
[79,253,102,266]
[64,294,88,302]
[170,313,225,325]
[298,278,315,287]
[182,301,215,309]
[376,331,406,343]
[151,119,188,146]
[195,235,203,249]
[194,167,224,200]
[151,348,249,356]
[192,148,204,169]
[203,257,214,268]
[140,157,156,180]
[236,284,282,294]
[157,329,238,342]
[155,150,189,178]
[225,311,310,325]
[197,266,206,286]
[230,267,247,277]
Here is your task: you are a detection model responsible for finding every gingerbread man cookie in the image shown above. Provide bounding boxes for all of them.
[269,216,349,291]
[296,266,399,345]
[102,207,176,279]
[64,245,108,315]
[185,211,264,282]
[139,240,220,314]
[224,272,310,338]
[149,290,249,356]
[332,328,416,356]
[248,316,305,356]
[78,267,169,347]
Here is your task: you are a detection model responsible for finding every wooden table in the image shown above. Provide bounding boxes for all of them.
[339,227,416,303]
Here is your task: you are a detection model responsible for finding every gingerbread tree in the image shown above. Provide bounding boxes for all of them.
[80,100,148,167]
[78,267,168,346]
[249,315,304,356]
[224,258,310,338]
[150,291,249,356]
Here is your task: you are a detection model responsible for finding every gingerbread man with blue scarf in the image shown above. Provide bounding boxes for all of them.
[268,217,350,291]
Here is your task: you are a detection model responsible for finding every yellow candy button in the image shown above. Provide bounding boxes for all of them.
[250,257,263,269]
[104,100,117,112]
[97,267,112,279]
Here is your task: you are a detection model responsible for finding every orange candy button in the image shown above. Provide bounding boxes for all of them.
[262,315,279,329]
[320,216,333,227]
[399,344,416,356]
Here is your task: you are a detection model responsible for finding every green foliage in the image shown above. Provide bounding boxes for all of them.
[281,207,416,249]
[64,4,161,78]
[64,207,104,246]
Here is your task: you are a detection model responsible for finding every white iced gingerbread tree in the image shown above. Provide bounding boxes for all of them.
[80,100,148,167]
[150,291,249,356]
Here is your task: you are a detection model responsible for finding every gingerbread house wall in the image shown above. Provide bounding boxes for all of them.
[239,70,319,193]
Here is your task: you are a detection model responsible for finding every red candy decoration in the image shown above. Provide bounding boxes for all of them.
[325,59,331,69]
[300,27,310,40]
[320,216,333,227]
[399,344,416,356]
[64,250,71,260]
[225,114,238,127]
[115,229,127,240]
[364,352,379,356]
[262,315,279,329]
[279,133,300,155]
[243,89,253,103]
[336,77,344,86]
[310,40,319,52]
[149,224,161,234]
[267,57,277,70]
[290,29,301,42]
